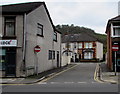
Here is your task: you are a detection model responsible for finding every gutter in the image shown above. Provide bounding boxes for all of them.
[23,13,27,76]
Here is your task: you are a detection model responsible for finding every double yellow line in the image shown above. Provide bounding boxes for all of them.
[39,64,78,83]
[94,64,104,83]
[1,64,78,85]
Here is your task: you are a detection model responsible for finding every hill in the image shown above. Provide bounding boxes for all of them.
[55,24,107,54]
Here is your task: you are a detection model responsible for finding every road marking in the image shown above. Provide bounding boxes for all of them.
[38,82,47,84]
[50,82,60,84]
[64,82,74,84]
[94,64,104,83]
[78,82,87,84]
[39,64,78,83]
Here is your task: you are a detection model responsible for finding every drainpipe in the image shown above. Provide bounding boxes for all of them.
[23,13,27,77]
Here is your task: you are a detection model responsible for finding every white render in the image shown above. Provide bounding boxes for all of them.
[25,5,61,76]
[0,3,61,77]
[96,42,103,61]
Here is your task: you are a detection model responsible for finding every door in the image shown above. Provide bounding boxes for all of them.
[5,48,16,76]
[57,51,59,68]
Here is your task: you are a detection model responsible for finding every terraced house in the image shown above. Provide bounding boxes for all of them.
[62,33,103,62]
[0,2,61,77]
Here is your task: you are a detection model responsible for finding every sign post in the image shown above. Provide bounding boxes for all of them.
[112,45,119,76]
[34,45,41,75]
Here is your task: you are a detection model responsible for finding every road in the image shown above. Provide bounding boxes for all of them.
[2,63,118,93]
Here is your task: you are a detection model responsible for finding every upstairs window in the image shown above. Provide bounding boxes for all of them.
[89,43,93,48]
[84,43,93,48]
[78,43,82,49]
[113,26,120,37]
[53,32,57,41]
[84,43,89,48]
[37,23,43,37]
[4,17,15,36]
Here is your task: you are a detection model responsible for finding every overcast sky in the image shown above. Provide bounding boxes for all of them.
[0,0,120,34]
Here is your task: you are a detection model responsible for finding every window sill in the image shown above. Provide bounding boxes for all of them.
[53,40,57,42]
[2,36,16,39]
[111,36,120,38]
[37,34,44,37]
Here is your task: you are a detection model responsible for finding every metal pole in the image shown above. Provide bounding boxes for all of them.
[36,53,38,76]
[115,51,117,76]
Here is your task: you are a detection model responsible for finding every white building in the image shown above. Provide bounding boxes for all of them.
[0,2,61,77]
[62,33,103,62]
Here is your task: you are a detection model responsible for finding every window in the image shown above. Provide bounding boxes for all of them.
[84,52,93,59]
[84,43,89,48]
[84,43,93,48]
[53,32,57,41]
[65,43,70,49]
[37,23,43,36]
[89,43,93,48]
[0,49,6,70]
[53,51,55,59]
[48,50,55,60]
[78,43,82,49]
[49,50,52,60]
[113,27,120,36]
[74,43,77,48]
[4,17,15,36]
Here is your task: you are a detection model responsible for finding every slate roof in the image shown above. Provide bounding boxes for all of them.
[62,33,99,43]
[1,2,43,14]
[109,15,120,21]
[106,15,120,33]
[0,2,62,34]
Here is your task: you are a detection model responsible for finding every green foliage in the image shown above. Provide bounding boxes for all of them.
[56,24,107,54]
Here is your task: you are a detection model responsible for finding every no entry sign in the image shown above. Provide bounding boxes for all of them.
[112,45,119,51]
[34,45,41,52]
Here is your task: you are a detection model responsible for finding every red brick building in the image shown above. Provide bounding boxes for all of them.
[106,15,120,71]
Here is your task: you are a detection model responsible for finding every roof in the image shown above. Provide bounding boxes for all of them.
[1,2,43,14]
[62,33,99,43]
[109,15,120,21]
[105,15,120,33]
[1,2,61,34]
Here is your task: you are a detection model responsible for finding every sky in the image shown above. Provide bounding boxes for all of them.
[0,0,120,34]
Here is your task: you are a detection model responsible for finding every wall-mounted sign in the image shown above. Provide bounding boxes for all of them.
[34,45,41,53]
[0,40,17,47]
[112,45,119,52]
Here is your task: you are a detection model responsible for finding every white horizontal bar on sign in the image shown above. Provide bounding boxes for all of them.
[0,40,17,47]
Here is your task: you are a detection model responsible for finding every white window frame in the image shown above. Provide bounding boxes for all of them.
[78,43,82,49]
[111,23,120,37]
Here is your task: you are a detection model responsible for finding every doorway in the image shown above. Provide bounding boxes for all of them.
[57,51,59,68]
[5,48,16,76]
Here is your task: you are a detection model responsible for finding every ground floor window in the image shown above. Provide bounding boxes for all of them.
[0,48,16,76]
[84,52,93,59]
[48,50,55,60]
[0,49,6,70]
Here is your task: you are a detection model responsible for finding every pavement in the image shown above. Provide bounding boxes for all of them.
[99,62,119,84]
[0,64,76,85]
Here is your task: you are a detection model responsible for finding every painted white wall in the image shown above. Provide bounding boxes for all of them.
[61,55,71,66]
[25,5,61,76]
[96,42,103,61]
[53,32,61,68]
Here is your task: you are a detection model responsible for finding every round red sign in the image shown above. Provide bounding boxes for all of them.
[34,45,41,52]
